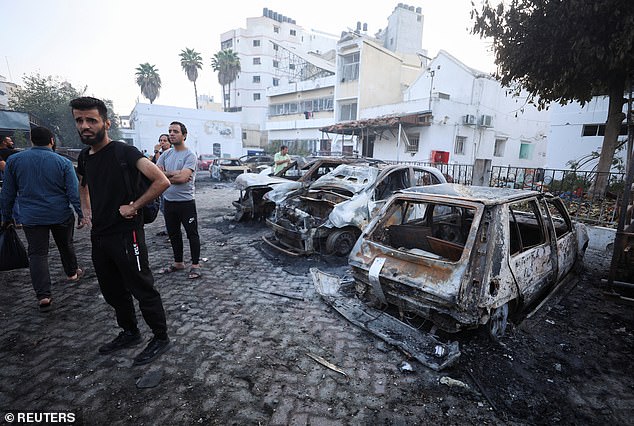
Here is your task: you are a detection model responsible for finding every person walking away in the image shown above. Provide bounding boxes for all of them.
[0,127,84,312]
[71,96,171,366]
[156,121,202,280]
[274,145,291,174]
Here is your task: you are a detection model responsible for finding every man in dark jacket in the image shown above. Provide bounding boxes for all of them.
[0,127,84,311]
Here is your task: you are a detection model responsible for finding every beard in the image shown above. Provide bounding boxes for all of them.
[79,126,106,146]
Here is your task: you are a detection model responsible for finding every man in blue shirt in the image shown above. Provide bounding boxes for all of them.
[0,126,84,312]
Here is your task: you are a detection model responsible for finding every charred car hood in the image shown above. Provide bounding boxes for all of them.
[235,173,294,190]
[308,165,379,194]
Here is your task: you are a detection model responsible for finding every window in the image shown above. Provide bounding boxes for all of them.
[339,102,357,121]
[545,198,571,238]
[454,136,466,155]
[253,76,261,83]
[273,60,279,68]
[290,29,296,36]
[242,131,247,141]
[221,39,233,50]
[289,63,295,70]
[253,93,261,101]
[519,141,533,160]
[253,40,260,47]
[253,57,261,65]
[272,78,279,87]
[582,123,628,136]
[406,135,419,153]
[340,52,360,81]
[273,26,279,33]
[494,138,506,157]
[508,199,546,255]
[273,43,279,51]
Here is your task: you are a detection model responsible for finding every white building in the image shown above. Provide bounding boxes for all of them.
[219,7,339,134]
[128,104,245,158]
[548,96,630,171]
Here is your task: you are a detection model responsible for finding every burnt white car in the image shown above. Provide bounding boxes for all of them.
[263,164,447,256]
[233,157,375,221]
[346,184,589,338]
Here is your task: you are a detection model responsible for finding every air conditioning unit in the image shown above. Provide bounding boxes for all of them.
[463,114,477,125]
[479,115,493,127]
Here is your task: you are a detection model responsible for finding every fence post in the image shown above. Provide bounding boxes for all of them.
[472,159,492,187]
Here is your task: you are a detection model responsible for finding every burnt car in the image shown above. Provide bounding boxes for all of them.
[263,164,447,256]
[209,158,250,181]
[233,157,372,221]
[240,154,275,173]
[345,184,588,338]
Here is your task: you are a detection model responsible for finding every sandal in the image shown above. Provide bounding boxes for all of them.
[39,298,53,312]
[158,265,185,275]
[66,268,85,283]
[188,268,202,280]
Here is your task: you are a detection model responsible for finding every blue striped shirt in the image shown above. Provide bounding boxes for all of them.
[0,147,81,225]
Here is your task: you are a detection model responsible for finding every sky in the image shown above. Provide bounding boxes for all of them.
[0,0,495,116]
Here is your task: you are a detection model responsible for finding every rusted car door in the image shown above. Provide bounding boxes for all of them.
[544,197,577,281]
[506,198,555,306]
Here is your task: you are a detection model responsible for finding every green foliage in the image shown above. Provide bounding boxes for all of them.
[179,48,203,109]
[9,74,120,148]
[472,0,634,197]
[472,0,634,108]
[135,63,161,104]
[211,49,241,111]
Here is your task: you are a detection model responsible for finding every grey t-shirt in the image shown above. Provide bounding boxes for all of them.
[157,148,197,201]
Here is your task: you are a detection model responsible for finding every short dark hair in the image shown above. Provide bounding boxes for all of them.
[69,97,108,121]
[280,145,288,150]
[158,133,169,141]
[31,126,54,146]
[170,121,187,136]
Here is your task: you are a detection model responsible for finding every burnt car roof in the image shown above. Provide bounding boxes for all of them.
[398,183,542,205]
[309,163,445,194]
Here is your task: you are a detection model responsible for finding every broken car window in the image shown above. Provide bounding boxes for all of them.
[370,199,475,261]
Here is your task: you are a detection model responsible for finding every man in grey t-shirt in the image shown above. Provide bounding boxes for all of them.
[156,121,201,279]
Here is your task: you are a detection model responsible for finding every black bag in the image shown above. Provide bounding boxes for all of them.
[0,226,29,271]
[112,143,161,224]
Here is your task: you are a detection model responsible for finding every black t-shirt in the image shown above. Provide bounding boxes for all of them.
[77,141,144,235]
[0,148,18,161]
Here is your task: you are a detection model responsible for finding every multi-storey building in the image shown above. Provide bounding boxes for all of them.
[219,7,339,148]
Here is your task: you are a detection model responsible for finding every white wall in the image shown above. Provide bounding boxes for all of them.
[365,50,550,167]
[548,97,628,171]
[129,104,244,158]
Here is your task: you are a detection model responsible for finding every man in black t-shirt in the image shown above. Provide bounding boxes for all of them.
[71,97,171,366]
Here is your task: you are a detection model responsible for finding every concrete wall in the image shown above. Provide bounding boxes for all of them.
[547,97,628,171]
[129,104,244,158]
[365,50,550,167]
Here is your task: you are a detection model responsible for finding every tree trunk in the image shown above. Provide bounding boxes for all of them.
[194,81,199,110]
[221,84,227,112]
[593,75,627,198]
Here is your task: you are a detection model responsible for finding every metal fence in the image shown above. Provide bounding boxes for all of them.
[391,160,627,227]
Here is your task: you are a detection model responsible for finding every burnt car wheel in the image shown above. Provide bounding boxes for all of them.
[326,229,359,257]
[487,303,509,341]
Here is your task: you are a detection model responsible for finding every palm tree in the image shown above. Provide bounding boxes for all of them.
[179,48,203,109]
[135,63,161,104]
[211,49,241,111]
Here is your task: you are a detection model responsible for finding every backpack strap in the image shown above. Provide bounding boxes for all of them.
[112,142,136,202]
